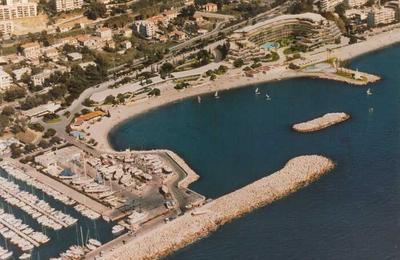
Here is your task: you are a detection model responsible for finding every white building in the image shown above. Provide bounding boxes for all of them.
[0,2,37,20]
[0,20,13,37]
[96,27,112,40]
[367,6,396,27]
[345,0,368,8]
[134,20,156,38]
[320,0,343,12]
[12,67,30,81]
[22,102,61,119]
[0,68,12,91]
[55,0,83,12]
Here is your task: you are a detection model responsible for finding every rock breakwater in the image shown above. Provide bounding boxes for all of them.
[104,155,335,260]
[293,113,350,133]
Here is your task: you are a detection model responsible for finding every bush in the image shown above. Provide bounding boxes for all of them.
[43,128,56,138]
[28,123,44,132]
[233,58,244,68]
[148,88,161,96]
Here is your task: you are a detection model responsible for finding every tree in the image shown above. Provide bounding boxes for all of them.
[1,106,15,116]
[85,1,108,20]
[233,58,244,68]
[148,88,161,96]
[104,95,116,105]
[43,128,56,138]
[28,123,44,132]
[160,62,174,79]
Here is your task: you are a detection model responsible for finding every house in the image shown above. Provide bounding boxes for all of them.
[78,61,97,70]
[203,3,218,12]
[67,52,82,61]
[12,67,31,81]
[134,20,156,38]
[121,40,132,49]
[21,42,41,59]
[96,27,113,40]
[56,36,78,46]
[0,68,12,92]
[120,28,132,38]
[169,30,186,41]
[42,47,59,59]
[22,102,61,119]
[76,35,99,49]
[73,110,106,126]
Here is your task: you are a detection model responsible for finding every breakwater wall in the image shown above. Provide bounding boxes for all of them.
[292,113,350,133]
[103,155,335,260]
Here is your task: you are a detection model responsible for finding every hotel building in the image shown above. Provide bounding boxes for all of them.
[55,0,83,13]
[0,20,13,37]
[367,6,396,27]
[0,0,37,20]
[229,13,341,52]
[320,0,343,12]
[345,0,368,8]
[0,68,12,92]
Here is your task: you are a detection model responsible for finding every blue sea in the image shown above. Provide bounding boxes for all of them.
[109,45,400,259]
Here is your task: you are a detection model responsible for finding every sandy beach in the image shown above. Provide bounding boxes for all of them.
[102,155,335,260]
[84,27,400,152]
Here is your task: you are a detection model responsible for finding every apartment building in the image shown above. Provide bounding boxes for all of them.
[0,20,13,37]
[0,1,37,20]
[320,0,343,12]
[21,42,41,59]
[55,0,83,13]
[0,68,12,92]
[345,0,368,7]
[134,20,156,38]
[367,6,396,27]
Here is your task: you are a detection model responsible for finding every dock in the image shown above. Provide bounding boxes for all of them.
[0,217,39,247]
[5,158,111,219]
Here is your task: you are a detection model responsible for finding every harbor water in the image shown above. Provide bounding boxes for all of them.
[109,45,400,259]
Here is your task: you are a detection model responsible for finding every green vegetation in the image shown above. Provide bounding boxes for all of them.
[174,82,189,90]
[85,1,108,20]
[42,113,61,123]
[43,128,56,138]
[28,123,44,132]
[233,58,244,68]
[148,88,161,96]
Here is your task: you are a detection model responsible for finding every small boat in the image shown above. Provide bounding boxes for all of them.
[369,107,374,113]
[197,96,201,103]
[214,91,219,99]
[0,251,13,260]
[112,225,125,235]
[18,253,30,260]
[88,239,101,247]
[266,94,271,100]
[255,88,260,95]
[366,88,372,95]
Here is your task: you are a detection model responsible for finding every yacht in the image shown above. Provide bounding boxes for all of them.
[18,253,30,260]
[366,88,372,95]
[255,88,260,95]
[197,96,201,103]
[88,239,102,247]
[112,225,125,235]
[214,91,219,99]
[266,94,271,100]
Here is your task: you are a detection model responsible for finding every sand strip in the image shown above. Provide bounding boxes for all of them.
[293,113,350,133]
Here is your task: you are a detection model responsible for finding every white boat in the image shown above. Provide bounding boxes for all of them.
[366,88,372,95]
[214,91,219,99]
[266,94,271,100]
[112,225,125,235]
[197,96,201,103]
[255,88,260,95]
[18,253,30,260]
[0,251,12,260]
[88,239,101,247]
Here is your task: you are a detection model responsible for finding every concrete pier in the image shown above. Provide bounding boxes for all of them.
[293,112,350,133]
[98,155,335,260]
[0,217,40,247]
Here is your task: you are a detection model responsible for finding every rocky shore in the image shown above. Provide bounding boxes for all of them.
[293,113,350,133]
[104,155,335,260]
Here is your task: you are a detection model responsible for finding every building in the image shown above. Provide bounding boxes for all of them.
[12,67,30,81]
[345,0,368,8]
[67,52,82,61]
[320,0,343,12]
[35,146,81,167]
[0,68,12,91]
[96,27,112,40]
[203,3,218,12]
[121,40,131,49]
[230,13,341,52]
[367,6,396,27]
[21,42,41,59]
[73,110,106,126]
[42,47,59,59]
[0,2,37,20]
[22,102,61,118]
[0,20,13,37]
[134,20,156,38]
[55,0,83,12]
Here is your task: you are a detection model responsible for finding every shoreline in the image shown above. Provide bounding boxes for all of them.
[103,155,335,260]
[86,28,400,152]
